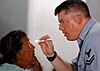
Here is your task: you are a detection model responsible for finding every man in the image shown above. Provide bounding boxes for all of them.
[38,0,100,71]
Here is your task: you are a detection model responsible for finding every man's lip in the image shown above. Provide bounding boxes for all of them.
[64,34,66,36]
[62,32,66,35]
[63,32,68,36]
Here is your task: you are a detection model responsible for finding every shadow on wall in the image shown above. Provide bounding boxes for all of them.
[0,0,28,66]
[0,21,14,39]
[0,0,28,39]
[87,0,100,22]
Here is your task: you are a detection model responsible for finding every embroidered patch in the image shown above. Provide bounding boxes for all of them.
[85,49,95,65]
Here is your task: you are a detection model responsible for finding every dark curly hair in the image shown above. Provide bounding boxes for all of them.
[0,30,27,65]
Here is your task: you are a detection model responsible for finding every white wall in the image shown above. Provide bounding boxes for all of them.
[27,0,79,71]
[28,0,100,71]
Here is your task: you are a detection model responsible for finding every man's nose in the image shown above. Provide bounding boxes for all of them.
[59,25,64,30]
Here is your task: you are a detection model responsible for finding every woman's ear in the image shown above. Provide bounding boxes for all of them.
[16,50,24,58]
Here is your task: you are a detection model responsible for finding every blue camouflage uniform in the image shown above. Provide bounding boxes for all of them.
[72,18,100,71]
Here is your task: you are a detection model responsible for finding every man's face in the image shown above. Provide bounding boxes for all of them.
[58,10,81,41]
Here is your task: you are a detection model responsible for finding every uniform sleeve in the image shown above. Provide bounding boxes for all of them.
[84,34,100,71]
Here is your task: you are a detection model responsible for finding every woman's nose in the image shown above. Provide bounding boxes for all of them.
[30,43,35,49]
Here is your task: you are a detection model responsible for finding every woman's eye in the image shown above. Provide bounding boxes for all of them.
[27,44,30,47]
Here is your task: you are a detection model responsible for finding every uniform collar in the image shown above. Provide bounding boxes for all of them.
[77,18,96,47]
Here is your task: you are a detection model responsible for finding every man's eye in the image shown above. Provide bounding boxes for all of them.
[59,22,64,26]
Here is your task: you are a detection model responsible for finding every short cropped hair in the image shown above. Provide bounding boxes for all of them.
[54,0,90,17]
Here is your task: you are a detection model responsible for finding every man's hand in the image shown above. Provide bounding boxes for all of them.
[38,35,55,57]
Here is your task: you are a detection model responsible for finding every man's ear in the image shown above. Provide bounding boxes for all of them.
[77,14,83,25]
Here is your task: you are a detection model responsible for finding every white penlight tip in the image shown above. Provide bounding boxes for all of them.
[35,38,52,43]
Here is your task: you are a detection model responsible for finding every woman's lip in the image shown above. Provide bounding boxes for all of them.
[33,51,35,55]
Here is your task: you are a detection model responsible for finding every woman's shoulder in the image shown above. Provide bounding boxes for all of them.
[0,63,28,71]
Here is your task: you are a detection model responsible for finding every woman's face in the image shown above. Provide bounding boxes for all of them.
[15,36,36,69]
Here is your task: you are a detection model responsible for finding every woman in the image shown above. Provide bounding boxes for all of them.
[0,30,42,71]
